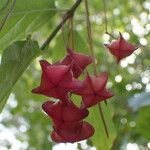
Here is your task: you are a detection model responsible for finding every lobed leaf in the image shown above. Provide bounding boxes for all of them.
[0,38,41,112]
[0,0,56,51]
[87,102,116,150]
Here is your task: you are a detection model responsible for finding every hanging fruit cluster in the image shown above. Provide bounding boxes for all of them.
[32,0,139,144]
[32,48,114,142]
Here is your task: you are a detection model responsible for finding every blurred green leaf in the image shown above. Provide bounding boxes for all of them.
[0,0,56,51]
[88,102,116,150]
[137,106,150,140]
[0,38,41,112]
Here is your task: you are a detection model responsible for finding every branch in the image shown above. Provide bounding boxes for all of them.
[40,0,83,50]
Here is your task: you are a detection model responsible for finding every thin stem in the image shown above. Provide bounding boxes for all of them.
[57,7,68,49]
[102,0,117,40]
[84,0,109,138]
[106,31,117,39]
[0,0,16,32]
[70,17,75,49]
[102,0,108,33]
[104,100,107,105]
[61,25,68,49]
[98,103,109,138]
[102,0,114,105]
[40,0,83,50]
[68,18,72,48]
[84,0,97,75]
[67,17,75,49]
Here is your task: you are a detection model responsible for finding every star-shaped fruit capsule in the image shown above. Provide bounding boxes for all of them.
[42,100,94,143]
[32,60,84,100]
[51,121,95,143]
[104,33,138,63]
[42,100,89,124]
[59,48,93,78]
[75,72,114,108]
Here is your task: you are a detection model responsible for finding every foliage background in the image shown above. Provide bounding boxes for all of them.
[0,0,150,150]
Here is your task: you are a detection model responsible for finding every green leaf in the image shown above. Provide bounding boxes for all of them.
[88,102,116,150]
[0,38,41,112]
[0,0,56,51]
[137,106,150,140]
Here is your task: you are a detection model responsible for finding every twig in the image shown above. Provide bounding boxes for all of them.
[102,0,108,33]
[98,103,109,138]
[0,0,16,32]
[102,0,117,39]
[69,16,75,49]
[61,25,68,49]
[105,31,117,39]
[84,0,97,75]
[84,0,109,138]
[40,0,83,50]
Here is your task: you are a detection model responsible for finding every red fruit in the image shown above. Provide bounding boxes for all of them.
[42,100,94,143]
[51,121,95,143]
[32,60,85,100]
[55,121,83,139]
[42,100,89,123]
[74,73,114,108]
[104,33,138,63]
[59,48,93,78]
